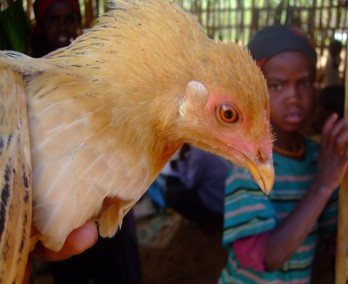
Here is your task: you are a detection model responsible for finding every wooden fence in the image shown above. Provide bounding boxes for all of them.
[173,0,348,73]
[1,0,348,68]
[174,1,347,50]
[58,0,348,72]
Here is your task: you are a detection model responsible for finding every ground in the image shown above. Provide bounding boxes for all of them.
[136,211,227,284]
[33,210,227,284]
[33,208,334,284]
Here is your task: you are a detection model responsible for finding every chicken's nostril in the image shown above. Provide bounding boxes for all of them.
[257,149,266,163]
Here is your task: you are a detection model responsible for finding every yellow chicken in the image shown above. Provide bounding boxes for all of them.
[0,0,274,282]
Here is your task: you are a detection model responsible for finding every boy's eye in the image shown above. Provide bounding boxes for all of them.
[47,15,60,25]
[299,80,314,88]
[65,15,78,25]
[268,83,283,91]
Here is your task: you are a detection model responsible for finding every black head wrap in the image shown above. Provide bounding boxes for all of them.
[247,25,317,68]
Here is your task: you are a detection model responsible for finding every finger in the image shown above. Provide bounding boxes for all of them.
[322,113,339,146]
[331,118,348,155]
[322,113,338,146]
[330,117,348,140]
[60,220,98,254]
[32,220,98,261]
[335,128,348,155]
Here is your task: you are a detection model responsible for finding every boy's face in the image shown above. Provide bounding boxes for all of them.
[262,51,315,138]
[43,1,82,52]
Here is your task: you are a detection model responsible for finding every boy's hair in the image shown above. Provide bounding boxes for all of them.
[247,25,317,69]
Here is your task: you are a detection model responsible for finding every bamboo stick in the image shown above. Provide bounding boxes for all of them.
[335,36,348,284]
[84,0,94,28]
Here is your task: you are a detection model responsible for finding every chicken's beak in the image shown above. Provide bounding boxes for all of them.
[245,157,274,195]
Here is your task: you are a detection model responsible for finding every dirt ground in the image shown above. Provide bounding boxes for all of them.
[136,211,227,284]
[33,210,227,284]
[33,209,334,284]
[33,212,227,284]
[137,212,337,284]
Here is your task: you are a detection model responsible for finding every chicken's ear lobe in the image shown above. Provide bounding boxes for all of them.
[179,80,208,117]
[186,81,208,102]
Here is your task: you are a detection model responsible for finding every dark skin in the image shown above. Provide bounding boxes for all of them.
[261,51,348,270]
[43,0,82,52]
[23,197,121,283]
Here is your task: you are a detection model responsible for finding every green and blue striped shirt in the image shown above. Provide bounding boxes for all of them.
[220,137,338,284]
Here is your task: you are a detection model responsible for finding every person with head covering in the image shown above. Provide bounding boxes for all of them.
[311,85,345,136]
[30,0,82,57]
[219,25,348,283]
[321,39,343,88]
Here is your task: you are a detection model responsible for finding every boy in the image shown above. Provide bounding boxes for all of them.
[220,25,348,283]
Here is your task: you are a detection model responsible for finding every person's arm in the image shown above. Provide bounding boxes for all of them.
[263,179,334,270]
[264,114,348,270]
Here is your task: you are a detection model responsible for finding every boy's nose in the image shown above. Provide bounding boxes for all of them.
[285,84,300,103]
[58,19,69,31]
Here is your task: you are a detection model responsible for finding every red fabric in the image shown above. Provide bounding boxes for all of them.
[35,0,81,26]
[256,58,269,68]
[232,232,270,272]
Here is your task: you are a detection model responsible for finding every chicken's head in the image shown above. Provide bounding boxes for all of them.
[173,44,274,194]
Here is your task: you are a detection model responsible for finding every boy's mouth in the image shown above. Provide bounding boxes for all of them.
[57,36,74,46]
[285,110,303,123]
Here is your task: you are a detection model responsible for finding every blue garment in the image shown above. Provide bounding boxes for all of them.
[146,175,167,209]
[177,147,230,214]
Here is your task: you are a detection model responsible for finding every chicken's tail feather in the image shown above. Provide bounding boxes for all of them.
[98,199,134,238]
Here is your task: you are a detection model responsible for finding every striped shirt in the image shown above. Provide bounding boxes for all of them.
[219,137,338,284]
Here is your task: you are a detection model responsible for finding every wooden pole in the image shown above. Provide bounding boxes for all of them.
[84,0,95,28]
[335,42,348,284]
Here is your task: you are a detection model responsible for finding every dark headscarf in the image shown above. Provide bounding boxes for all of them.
[247,25,317,68]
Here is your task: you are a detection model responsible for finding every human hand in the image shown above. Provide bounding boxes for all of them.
[23,196,123,283]
[23,220,98,283]
[316,113,348,192]
[32,220,98,260]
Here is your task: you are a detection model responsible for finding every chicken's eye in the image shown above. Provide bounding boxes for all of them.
[217,103,239,124]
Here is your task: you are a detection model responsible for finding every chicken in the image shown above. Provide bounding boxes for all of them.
[0,0,274,282]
